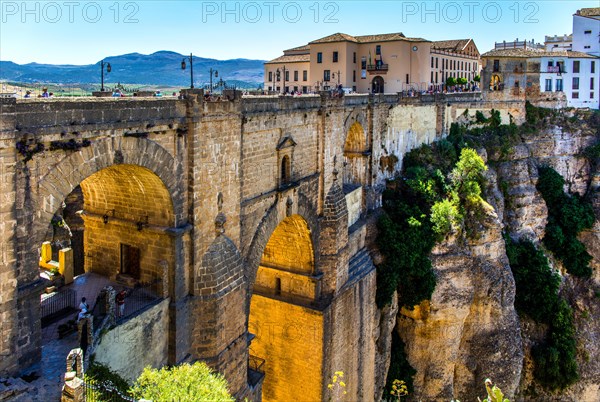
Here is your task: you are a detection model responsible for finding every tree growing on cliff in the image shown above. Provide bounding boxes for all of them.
[130,361,234,401]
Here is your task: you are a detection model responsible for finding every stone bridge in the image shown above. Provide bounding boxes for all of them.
[0,92,524,400]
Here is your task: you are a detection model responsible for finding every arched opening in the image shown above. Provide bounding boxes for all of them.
[372,76,384,93]
[343,121,367,226]
[39,164,175,363]
[248,214,323,401]
[490,74,502,91]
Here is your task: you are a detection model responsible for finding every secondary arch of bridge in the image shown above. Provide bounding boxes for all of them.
[245,193,324,401]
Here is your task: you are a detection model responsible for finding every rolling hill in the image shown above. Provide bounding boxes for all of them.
[0,51,265,88]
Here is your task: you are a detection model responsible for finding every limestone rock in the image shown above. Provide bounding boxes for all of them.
[373,291,398,401]
[398,207,523,401]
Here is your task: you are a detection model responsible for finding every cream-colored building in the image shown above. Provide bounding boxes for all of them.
[264,45,311,94]
[264,32,481,94]
[430,39,482,88]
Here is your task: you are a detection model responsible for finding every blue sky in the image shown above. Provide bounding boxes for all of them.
[0,1,597,65]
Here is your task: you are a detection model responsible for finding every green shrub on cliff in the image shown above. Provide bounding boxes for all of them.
[504,236,560,322]
[504,236,579,390]
[536,166,594,278]
[377,146,489,309]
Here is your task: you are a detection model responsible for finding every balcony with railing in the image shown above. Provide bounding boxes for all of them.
[248,355,266,387]
[367,63,389,73]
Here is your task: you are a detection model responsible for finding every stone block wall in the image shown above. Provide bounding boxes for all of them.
[94,298,169,382]
[248,293,324,402]
[82,214,174,284]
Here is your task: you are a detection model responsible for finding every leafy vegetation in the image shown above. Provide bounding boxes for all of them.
[504,236,561,323]
[130,361,233,402]
[84,362,132,396]
[505,236,579,390]
[377,139,489,308]
[537,166,594,278]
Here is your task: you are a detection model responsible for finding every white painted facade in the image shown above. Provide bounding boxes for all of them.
[540,54,599,109]
[545,34,573,51]
[572,11,599,56]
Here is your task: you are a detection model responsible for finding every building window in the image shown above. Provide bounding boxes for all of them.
[281,155,291,185]
[294,70,298,81]
[303,70,307,81]
[317,52,322,63]
[285,70,289,81]
[435,72,438,83]
[573,77,579,90]
[547,60,554,67]
[573,60,580,73]
[333,51,338,62]
[592,61,596,73]
[353,52,356,63]
[493,59,500,72]
[276,70,281,81]
[584,30,592,34]
[431,57,434,68]
[584,46,591,49]
[361,58,366,70]
[556,79,563,91]
[436,58,439,68]
[545,79,552,92]
[406,74,409,84]
[431,71,434,83]
[591,77,595,90]
[268,71,272,81]
[324,70,330,81]
[572,91,579,99]
[376,45,381,55]
[302,86,307,93]
[591,92,595,99]
[353,70,356,82]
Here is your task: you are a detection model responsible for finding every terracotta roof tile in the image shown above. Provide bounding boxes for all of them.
[284,45,310,53]
[575,8,600,17]
[265,54,311,64]
[309,33,358,44]
[432,39,471,51]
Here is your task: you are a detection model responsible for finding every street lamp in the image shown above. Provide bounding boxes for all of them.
[100,60,111,92]
[208,68,218,92]
[276,66,287,94]
[181,53,194,89]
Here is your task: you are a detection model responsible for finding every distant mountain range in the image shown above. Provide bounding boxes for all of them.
[0,51,265,88]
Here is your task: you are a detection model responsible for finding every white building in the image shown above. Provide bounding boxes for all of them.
[540,50,599,109]
[572,8,599,56]
[545,34,573,51]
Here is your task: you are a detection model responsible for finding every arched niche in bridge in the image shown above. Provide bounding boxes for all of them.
[343,121,368,190]
[39,164,175,295]
[249,213,323,402]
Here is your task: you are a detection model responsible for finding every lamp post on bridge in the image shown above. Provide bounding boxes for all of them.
[276,66,287,94]
[100,60,111,92]
[181,53,194,89]
[208,68,218,92]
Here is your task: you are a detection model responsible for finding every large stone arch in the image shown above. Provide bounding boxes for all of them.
[32,136,183,249]
[244,192,320,293]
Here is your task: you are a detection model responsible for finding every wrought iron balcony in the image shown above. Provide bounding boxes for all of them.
[367,64,389,72]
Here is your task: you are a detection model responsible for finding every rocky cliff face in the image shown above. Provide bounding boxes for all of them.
[388,109,600,401]
[397,204,523,401]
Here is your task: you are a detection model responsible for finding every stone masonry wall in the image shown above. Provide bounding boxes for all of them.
[94,298,169,382]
